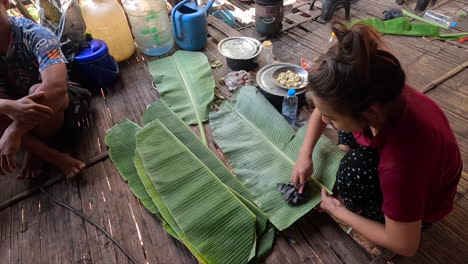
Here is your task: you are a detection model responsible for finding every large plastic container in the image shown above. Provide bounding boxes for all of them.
[123,0,174,56]
[80,0,135,62]
[74,39,119,89]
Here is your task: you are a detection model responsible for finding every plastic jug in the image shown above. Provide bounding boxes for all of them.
[171,0,215,51]
[80,0,135,62]
[123,0,174,56]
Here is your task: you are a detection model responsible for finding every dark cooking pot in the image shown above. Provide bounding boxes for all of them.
[255,0,284,36]
[218,37,262,71]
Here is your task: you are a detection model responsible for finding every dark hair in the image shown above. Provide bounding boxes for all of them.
[309,21,405,118]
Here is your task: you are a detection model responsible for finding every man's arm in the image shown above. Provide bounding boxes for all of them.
[7,63,68,136]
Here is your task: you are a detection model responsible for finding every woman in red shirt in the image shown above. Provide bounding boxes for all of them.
[292,21,462,256]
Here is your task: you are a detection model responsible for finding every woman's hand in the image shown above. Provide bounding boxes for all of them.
[291,156,313,194]
[320,188,345,215]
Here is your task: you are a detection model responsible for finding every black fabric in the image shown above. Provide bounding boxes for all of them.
[277,183,304,205]
[336,130,434,230]
[336,143,384,222]
[338,130,360,149]
[64,82,92,129]
[382,8,404,20]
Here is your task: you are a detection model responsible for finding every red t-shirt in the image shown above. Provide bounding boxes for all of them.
[353,86,462,223]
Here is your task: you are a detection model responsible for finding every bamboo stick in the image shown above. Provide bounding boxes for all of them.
[0,151,109,211]
[422,61,468,94]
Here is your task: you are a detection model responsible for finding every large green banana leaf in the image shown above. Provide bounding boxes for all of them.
[209,86,345,230]
[148,51,215,145]
[105,120,160,217]
[136,120,257,264]
[142,100,274,259]
[133,153,180,240]
[105,121,179,239]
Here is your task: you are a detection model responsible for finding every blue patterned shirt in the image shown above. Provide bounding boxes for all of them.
[0,16,67,98]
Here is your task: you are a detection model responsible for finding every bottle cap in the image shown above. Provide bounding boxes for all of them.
[262,40,272,47]
[288,89,296,96]
[451,22,458,28]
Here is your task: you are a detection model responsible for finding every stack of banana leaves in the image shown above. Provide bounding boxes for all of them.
[105,51,345,263]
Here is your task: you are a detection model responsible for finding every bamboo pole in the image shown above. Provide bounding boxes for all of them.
[0,151,109,211]
[422,61,468,94]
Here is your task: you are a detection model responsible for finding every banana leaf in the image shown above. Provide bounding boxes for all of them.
[133,152,180,240]
[136,120,257,264]
[209,86,345,230]
[142,100,274,258]
[105,120,160,217]
[105,120,180,239]
[148,51,215,146]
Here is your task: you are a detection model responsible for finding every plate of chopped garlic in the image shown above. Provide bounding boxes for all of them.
[272,65,309,89]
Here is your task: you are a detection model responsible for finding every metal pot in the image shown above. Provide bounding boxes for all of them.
[256,63,307,111]
[218,37,262,71]
[255,0,284,36]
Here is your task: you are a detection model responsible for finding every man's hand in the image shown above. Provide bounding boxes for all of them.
[5,92,54,125]
[291,156,313,194]
[320,188,345,214]
[0,129,21,175]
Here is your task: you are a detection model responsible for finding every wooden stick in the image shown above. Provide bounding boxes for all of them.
[0,151,109,211]
[422,61,468,94]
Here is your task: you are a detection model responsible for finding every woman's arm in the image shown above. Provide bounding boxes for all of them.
[320,188,422,256]
[292,108,327,193]
[299,107,327,159]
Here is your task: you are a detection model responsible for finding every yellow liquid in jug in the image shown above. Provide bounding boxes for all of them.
[80,0,135,62]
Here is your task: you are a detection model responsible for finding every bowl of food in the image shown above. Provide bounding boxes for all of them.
[272,66,309,89]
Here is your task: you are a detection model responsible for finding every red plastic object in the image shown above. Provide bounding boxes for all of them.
[459,37,468,43]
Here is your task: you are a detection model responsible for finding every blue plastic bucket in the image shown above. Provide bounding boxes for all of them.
[74,39,119,89]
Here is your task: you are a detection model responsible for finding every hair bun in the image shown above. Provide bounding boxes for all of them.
[330,21,383,80]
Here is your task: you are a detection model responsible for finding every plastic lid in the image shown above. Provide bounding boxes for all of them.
[451,22,458,28]
[75,39,109,63]
[288,89,296,96]
[262,40,272,47]
[218,37,260,59]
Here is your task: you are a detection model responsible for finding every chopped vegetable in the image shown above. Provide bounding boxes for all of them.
[277,70,302,88]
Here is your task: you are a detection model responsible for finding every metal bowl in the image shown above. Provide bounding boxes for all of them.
[272,65,309,90]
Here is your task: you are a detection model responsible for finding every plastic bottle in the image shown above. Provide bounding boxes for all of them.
[282,89,298,127]
[262,40,274,64]
[80,0,135,62]
[423,10,458,28]
[123,0,174,56]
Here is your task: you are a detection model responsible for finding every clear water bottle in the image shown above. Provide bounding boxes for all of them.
[282,89,298,127]
[123,0,174,56]
[423,10,458,28]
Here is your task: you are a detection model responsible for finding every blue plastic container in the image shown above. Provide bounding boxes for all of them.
[74,39,119,89]
[212,10,235,27]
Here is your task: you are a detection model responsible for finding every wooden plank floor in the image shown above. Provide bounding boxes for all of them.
[0,0,467,263]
